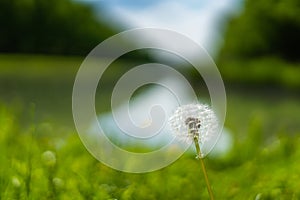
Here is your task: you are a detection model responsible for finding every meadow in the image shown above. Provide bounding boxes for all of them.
[1,55,300,199]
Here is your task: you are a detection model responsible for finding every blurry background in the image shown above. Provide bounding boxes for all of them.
[0,0,300,199]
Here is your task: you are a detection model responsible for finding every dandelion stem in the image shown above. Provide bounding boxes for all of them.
[193,136,214,200]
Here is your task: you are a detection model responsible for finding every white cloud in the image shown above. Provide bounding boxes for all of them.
[108,0,241,57]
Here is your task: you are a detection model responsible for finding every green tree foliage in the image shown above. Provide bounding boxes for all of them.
[0,0,116,55]
[216,0,300,88]
[219,0,300,62]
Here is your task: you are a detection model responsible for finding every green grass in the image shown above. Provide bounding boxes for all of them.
[1,103,300,199]
[0,54,300,199]
[218,57,300,89]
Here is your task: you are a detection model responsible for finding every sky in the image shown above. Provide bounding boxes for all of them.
[78,0,243,57]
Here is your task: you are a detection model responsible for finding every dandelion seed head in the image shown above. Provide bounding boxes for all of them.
[168,103,218,144]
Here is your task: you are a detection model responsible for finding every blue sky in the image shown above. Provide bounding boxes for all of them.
[77,0,243,56]
[78,0,208,9]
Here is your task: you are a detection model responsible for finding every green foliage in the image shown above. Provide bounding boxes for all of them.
[218,57,300,88]
[217,0,300,88]
[0,0,116,55]
[219,0,300,61]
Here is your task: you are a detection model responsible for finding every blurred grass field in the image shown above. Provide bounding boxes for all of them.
[1,54,300,199]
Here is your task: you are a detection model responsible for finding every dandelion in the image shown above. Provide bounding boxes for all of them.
[169,103,218,148]
[42,151,58,198]
[53,177,64,189]
[42,150,56,167]
[11,176,21,188]
[169,103,218,200]
[11,176,21,199]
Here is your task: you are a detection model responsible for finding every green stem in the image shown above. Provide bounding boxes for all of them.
[193,136,214,200]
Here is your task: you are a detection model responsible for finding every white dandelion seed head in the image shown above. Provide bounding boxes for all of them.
[168,103,219,145]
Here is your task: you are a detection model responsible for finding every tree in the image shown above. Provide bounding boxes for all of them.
[0,0,116,55]
[218,0,300,62]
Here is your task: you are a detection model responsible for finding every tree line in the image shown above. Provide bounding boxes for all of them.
[0,0,116,55]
